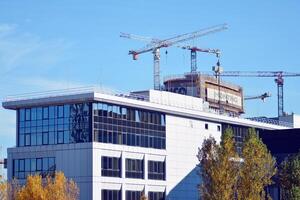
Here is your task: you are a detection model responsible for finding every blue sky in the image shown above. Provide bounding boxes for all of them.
[0,0,300,172]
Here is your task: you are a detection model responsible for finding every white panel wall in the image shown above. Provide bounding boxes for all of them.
[165,115,222,200]
[7,143,93,200]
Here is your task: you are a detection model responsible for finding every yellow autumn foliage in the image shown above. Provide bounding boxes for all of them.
[15,172,79,200]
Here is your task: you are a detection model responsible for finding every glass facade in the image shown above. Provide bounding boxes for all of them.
[148,160,165,180]
[148,192,165,200]
[101,189,121,200]
[93,102,166,149]
[126,190,142,200]
[222,123,262,154]
[125,158,144,179]
[101,156,121,177]
[17,103,91,147]
[13,157,55,179]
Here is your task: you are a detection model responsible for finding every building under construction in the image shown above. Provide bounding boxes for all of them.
[163,73,244,116]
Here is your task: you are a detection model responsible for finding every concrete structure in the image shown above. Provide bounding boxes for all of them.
[2,88,287,200]
[164,73,244,116]
[279,113,300,128]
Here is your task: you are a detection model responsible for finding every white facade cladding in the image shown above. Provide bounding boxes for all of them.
[3,88,287,200]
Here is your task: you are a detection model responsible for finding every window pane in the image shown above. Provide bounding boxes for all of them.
[25,159,30,172]
[58,106,64,118]
[58,131,64,144]
[43,107,48,119]
[25,134,30,146]
[43,132,48,145]
[19,159,25,171]
[37,133,43,145]
[64,105,70,117]
[37,107,43,120]
[19,109,25,122]
[31,159,36,171]
[25,109,31,121]
[36,158,42,171]
[49,106,55,119]
[42,158,48,171]
[31,108,37,120]
[19,134,25,147]
[49,132,55,144]
[64,131,69,144]
[31,133,37,146]
[49,158,55,171]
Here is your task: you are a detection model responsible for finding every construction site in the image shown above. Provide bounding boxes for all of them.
[121,23,300,126]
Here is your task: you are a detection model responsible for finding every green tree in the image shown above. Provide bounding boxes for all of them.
[279,151,300,200]
[237,128,277,200]
[197,127,239,200]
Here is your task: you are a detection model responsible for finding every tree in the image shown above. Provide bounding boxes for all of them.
[279,151,300,200]
[0,176,7,200]
[197,127,239,200]
[237,128,277,200]
[140,192,148,200]
[16,172,79,200]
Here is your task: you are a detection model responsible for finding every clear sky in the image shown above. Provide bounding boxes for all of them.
[0,0,300,171]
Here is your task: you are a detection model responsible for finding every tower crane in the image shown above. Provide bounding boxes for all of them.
[120,23,228,90]
[244,92,271,101]
[180,46,221,73]
[206,71,300,117]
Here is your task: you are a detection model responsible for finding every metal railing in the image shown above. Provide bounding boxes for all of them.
[3,86,292,128]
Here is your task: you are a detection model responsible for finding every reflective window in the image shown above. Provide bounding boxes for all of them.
[102,189,121,200]
[101,156,121,177]
[17,103,91,147]
[125,158,144,179]
[148,192,165,200]
[148,160,165,180]
[13,157,55,179]
[93,102,166,150]
[126,190,142,200]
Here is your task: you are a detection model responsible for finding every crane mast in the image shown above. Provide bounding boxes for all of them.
[207,71,300,117]
[121,23,228,90]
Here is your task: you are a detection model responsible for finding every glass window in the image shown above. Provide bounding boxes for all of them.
[205,123,209,130]
[49,132,55,144]
[126,190,142,200]
[101,156,121,177]
[43,132,48,145]
[31,159,36,172]
[125,158,144,179]
[25,159,31,173]
[148,160,165,180]
[31,133,37,146]
[19,109,25,122]
[42,158,48,171]
[37,133,43,145]
[64,105,70,117]
[43,107,48,119]
[19,159,25,172]
[57,131,64,144]
[36,158,42,171]
[31,108,37,120]
[49,157,55,171]
[64,131,69,144]
[25,109,31,121]
[148,191,165,200]
[102,190,121,200]
[37,107,43,120]
[19,134,25,147]
[49,106,55,119]
[25,134,31,146]
[58,106,64,118]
